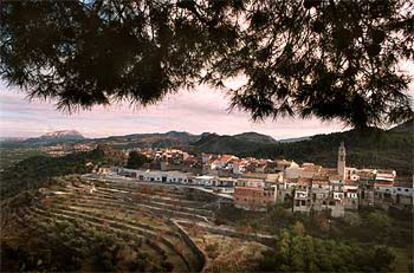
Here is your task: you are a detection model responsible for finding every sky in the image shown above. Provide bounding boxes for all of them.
[0,60,413,140]
[0,82,350,140]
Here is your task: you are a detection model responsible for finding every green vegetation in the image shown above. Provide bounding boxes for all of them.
[191,133,275,154]
[1,172,412,272]
[260,225,395,272]
[126,151,150,169]
[0,148,46,170]
[244,127,413,175]
[215,204,412,273]
[1,176,212,272]
[0,146,124,199]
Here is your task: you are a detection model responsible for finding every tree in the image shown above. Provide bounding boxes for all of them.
[1,0,413,127]
[126,151,149,169]
[260,228,396,272]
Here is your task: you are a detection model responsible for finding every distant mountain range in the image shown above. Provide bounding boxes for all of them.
[89,131,278,154]
[0,130,277,151]
[1,119,412,175]
[278,136,312,143]
[242,120,413,177]
[191,132,277,154]
[0,130,85,146]
[23,130,85,145]
[39,130,84,140]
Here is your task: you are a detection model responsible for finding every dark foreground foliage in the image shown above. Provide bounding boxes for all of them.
[1,0,413,127]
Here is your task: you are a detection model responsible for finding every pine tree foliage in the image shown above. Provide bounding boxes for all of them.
[1,0,413,127]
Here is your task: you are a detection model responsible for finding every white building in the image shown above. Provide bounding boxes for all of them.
[194,175,217,187]
[118,168,191,184]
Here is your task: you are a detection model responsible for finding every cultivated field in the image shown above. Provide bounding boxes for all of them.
[1,175,269,272]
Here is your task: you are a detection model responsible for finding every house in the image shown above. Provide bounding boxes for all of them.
[214,177,236,194]
[194,175,217,187]
[284,162,322,179]
[118,168,192,184]
[301,163,323,178]
[292,177,345,218]
[231,159,246,175]
[233,173,279,211]
[375,169,397,183]
[284,161,301,178]
[293,188,311,214]
[391,180,414,210]
[211,155,238,170]
[343,184,359,209]
[275,159,292,171]
[234,186,276,211]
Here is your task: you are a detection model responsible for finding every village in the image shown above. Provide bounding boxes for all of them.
[94,143,414,217]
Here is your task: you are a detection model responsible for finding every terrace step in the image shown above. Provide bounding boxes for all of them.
[34,203,194,271]
[27,206,168,263]
[94,186,214,217]
[55,190,213,222]
[96,185,210,207]
[49,199,177,236]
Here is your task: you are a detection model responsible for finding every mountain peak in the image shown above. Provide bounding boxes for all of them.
[233,132,277,144]
[41,130,84,139]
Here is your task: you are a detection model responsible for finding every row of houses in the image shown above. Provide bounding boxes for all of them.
[108,142,413,217]
[277,143,413,216]
[125,147,295,176]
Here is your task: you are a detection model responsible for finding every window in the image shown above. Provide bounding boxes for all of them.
[405,189,409,192]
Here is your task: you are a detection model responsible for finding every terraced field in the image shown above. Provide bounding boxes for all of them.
[1,175,270,272]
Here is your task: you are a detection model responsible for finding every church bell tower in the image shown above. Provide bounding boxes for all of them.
[337,141,346,180]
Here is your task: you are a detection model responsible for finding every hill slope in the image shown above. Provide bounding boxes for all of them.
[389,118,413,133]
[17,130,85,146]
[192,132,277,154]
[92,131,201,149]
[0,145,125,199]
[244,127,413,176]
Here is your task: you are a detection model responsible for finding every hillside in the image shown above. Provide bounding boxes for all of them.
[92,131,201,149]
[1,126,411,175]
[191,132,277,154]
[0,145,125,199]
[390,118,413,133]
[233,132,277,144]
[2,130,86,147]
[0,175,273,272]
[244,126,413,176]
[1,130,278,154]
